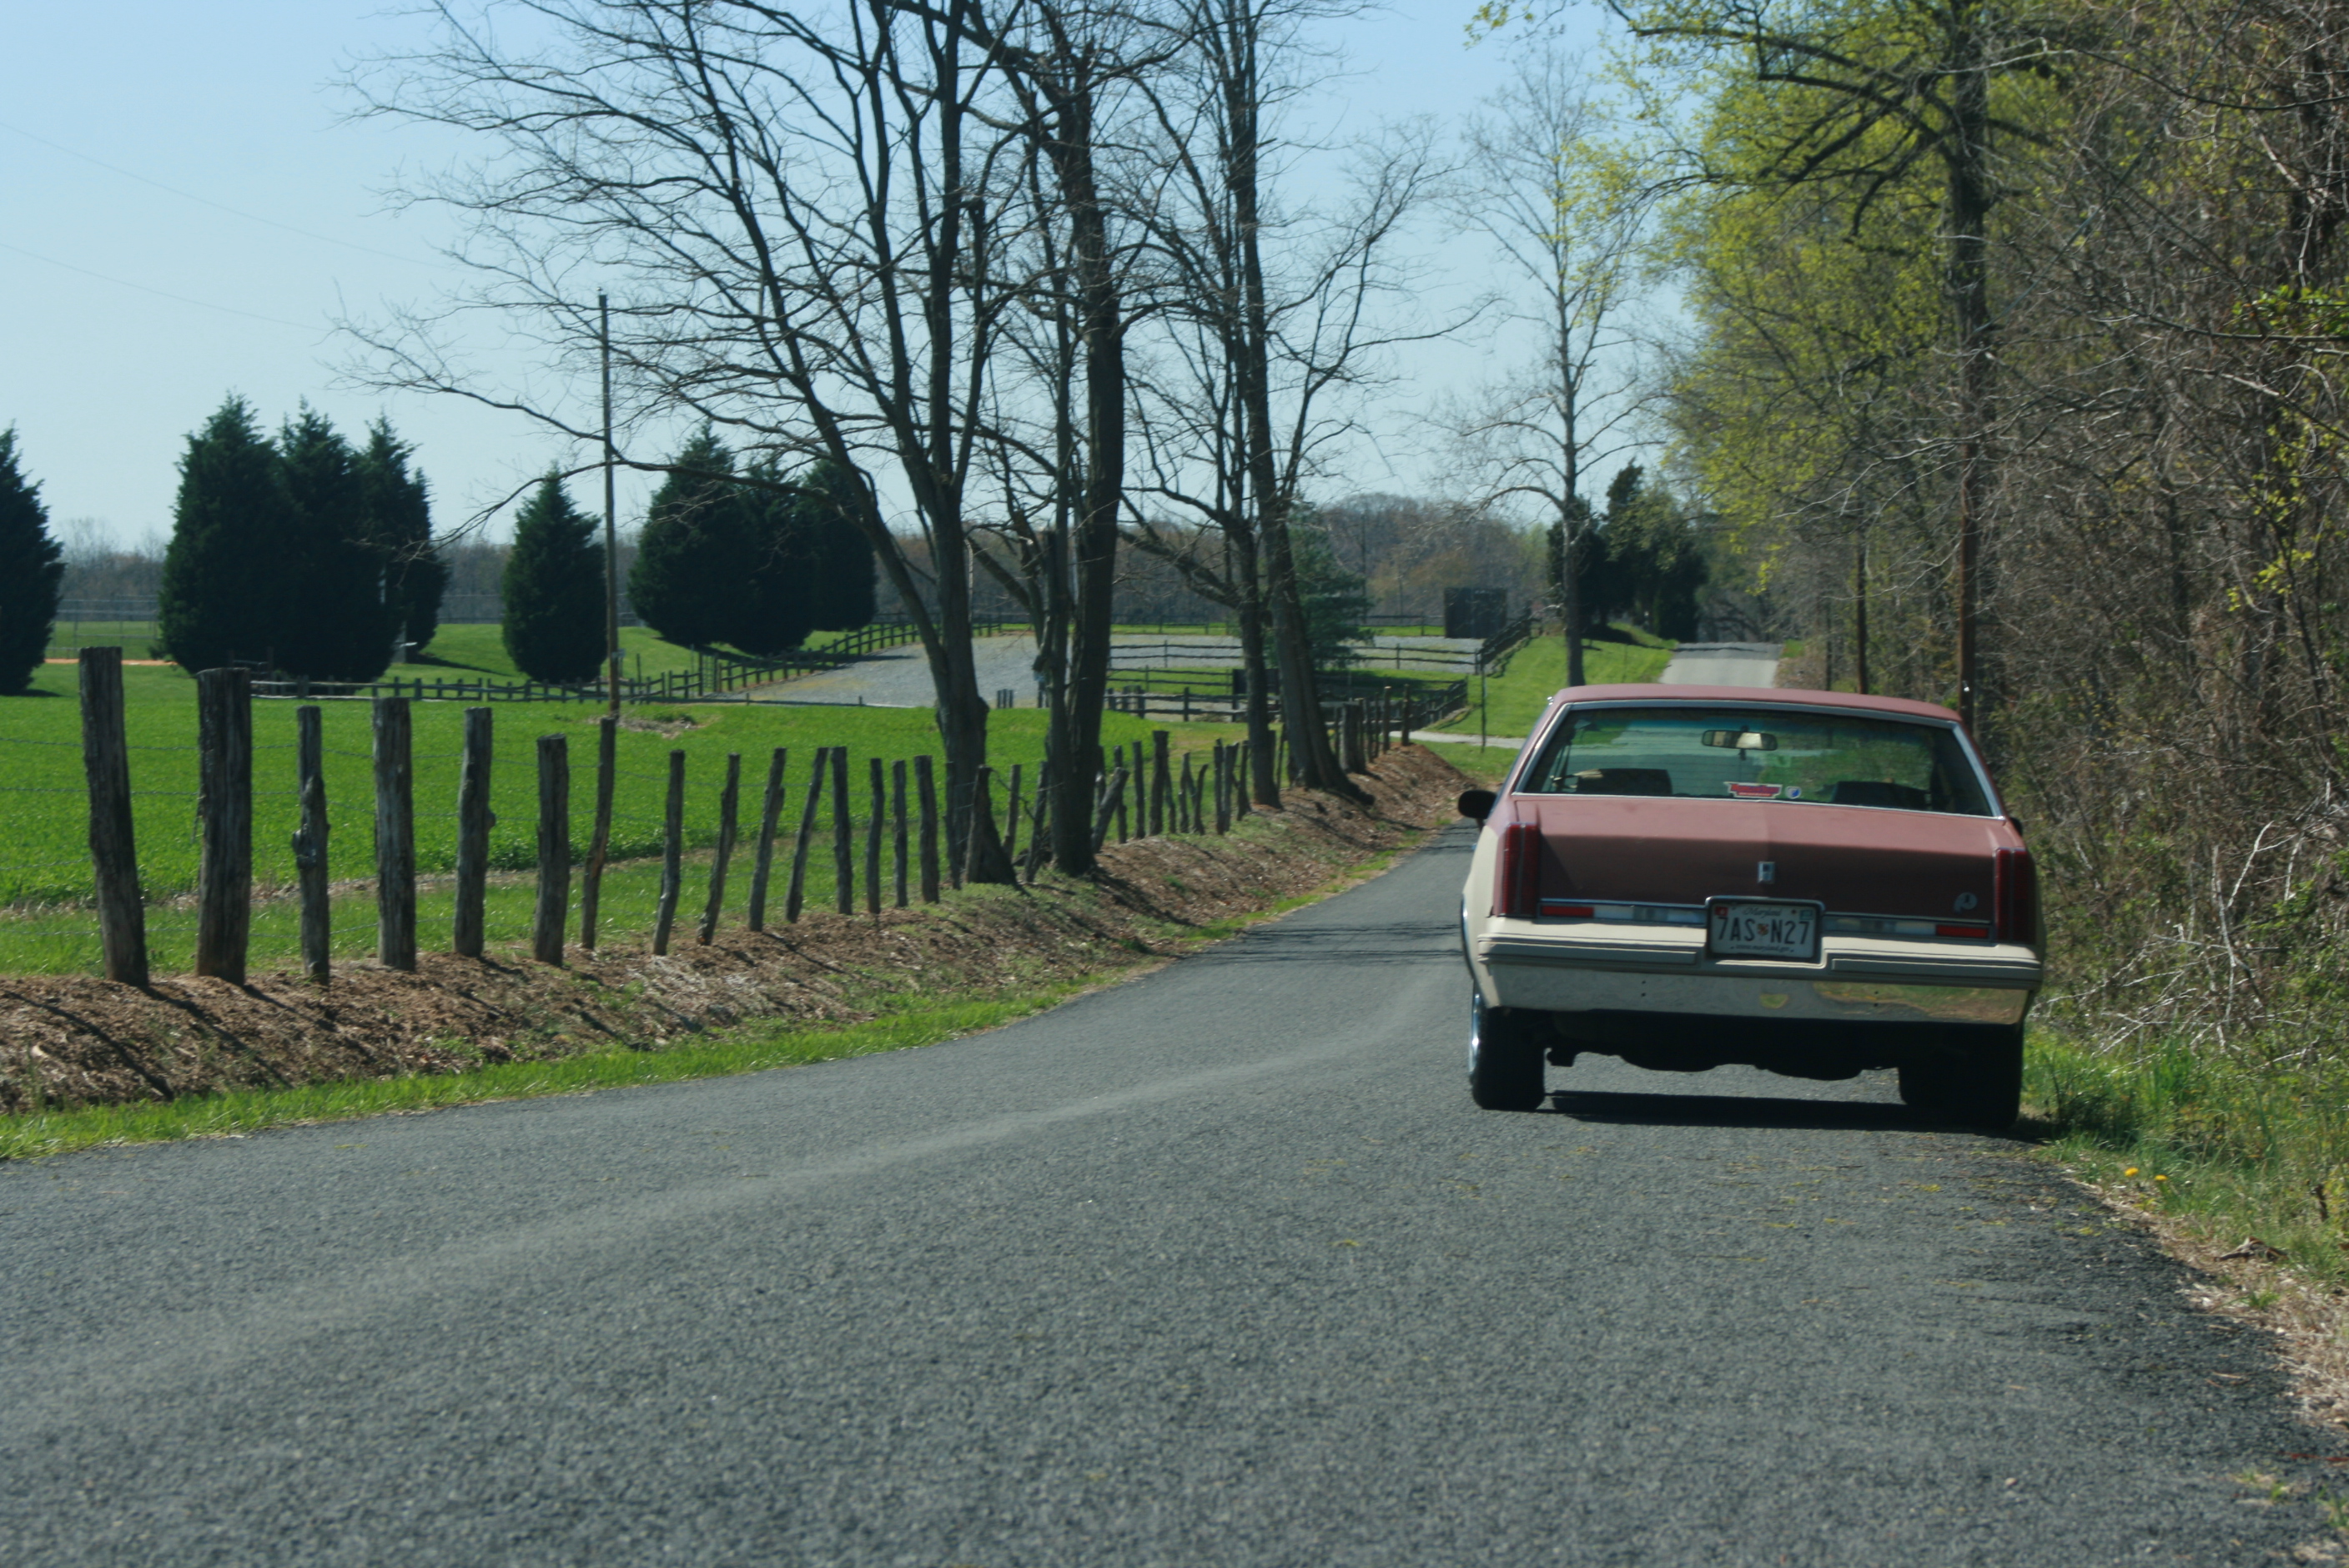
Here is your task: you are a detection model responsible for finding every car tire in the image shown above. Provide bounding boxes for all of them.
[1469,991,1547,1111]
[1897,1024,2023,1131]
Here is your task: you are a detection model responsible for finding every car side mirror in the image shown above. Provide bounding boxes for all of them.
[1457,789,1496,822]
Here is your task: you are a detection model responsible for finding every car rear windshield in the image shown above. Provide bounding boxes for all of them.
[1521,706,1994,816]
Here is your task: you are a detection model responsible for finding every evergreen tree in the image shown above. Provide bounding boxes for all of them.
[277,408,397,681]
[159,397,299,673]
[734,458,817,656]
[0,429,64,696]
[502,474,606,683]
[629,428,749,650]
[356,418,448,653]
[1591,465,1707,639]
[1274,513,1370,670]
[796,459,877,632]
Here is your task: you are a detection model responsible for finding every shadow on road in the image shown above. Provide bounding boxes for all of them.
[1189,919,1456,967]
[1545,1088,1956,1134]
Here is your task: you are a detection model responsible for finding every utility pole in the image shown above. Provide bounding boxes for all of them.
[601,293,621,716]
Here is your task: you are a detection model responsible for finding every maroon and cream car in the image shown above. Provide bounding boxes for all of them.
[1458,686,2040,1128]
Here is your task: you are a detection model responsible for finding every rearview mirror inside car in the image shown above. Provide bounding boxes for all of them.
[1702,729,1778,751]
[1457,789,1496,822]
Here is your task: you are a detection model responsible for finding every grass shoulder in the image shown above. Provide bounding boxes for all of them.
[1436,628,1674,740]
[2025,1027,2349,1423]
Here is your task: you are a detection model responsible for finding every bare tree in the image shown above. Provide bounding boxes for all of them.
[1125,0,1441,801]
[350,0,1054,877]
[1447,48,1653,687]
[946,0,1178,873]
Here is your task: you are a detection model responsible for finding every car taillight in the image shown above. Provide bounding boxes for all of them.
[1496,822,1541,918]
[1994,847,2038,946]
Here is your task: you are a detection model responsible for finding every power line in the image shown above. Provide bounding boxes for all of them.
[0,240,324,331]
[0,116,440,269]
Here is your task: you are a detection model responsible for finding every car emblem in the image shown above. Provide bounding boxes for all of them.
[1757,861,1776,884]
[1954,892,1979,912]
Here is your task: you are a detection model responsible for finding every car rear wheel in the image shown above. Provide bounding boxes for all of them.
[1897,1024,2023,1131]
[1469,991,1547,1111]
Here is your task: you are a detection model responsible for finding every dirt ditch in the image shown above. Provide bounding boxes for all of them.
[0,745,1473,1116]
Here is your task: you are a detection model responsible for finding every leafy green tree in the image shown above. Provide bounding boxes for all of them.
[629,428,749,651]
[502,474,606,683]
[0,429,63,696]
[159,397,300,673]
[356,419,448,653]
[279,408,398,682]
[1602,0,2072,717]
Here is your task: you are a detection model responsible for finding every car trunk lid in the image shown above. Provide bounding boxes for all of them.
[1514,795,2005,922]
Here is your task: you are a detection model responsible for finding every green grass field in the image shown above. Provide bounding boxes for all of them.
[48,621,895,686]
[0,661,1197,975]
[395,624,709,682]
[1436,629,1677,739]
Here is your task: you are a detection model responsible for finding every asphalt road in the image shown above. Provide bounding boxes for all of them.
[1660,641,1783,688]
[5,826,2341,1565]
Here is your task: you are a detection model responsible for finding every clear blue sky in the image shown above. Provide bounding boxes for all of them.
[1,2,1621,551]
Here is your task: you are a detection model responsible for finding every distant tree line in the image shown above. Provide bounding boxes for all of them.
[158,397,445,682]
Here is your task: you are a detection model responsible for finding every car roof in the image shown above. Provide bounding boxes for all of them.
[1546,684,1964,726]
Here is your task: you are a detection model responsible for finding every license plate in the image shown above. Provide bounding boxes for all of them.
[1707,899,1822,962]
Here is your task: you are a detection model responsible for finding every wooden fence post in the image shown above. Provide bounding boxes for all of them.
[454,707,492,957]
[1112,747,1129,843]
[1214,742,1230,835]
[699,751,742,944]
[1150,731,1170,837]
[1177,752,1195,833]
[371,696,416,972]
[581,715,617,950]
[915,755,941,902]
[1023,760,1052,883]
[294,705,329,983]
[1234,741,1252,817]
[962,766,995,884]
[654,749,686,954]
[747,747,787,931]
[832,747,854,914]
[533,733,570,965]
[78,648,147,988]
[892,759,909,908]
[786,746,827,923]
[1090,766,1128,854]
[865,756,884,916]
[195,667,254,983]
[1002,762,1024,864]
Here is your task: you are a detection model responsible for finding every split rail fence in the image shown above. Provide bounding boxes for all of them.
[51,646,1422,988]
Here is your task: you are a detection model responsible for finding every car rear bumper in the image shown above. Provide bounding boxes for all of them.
[1468,922,2037,1026]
